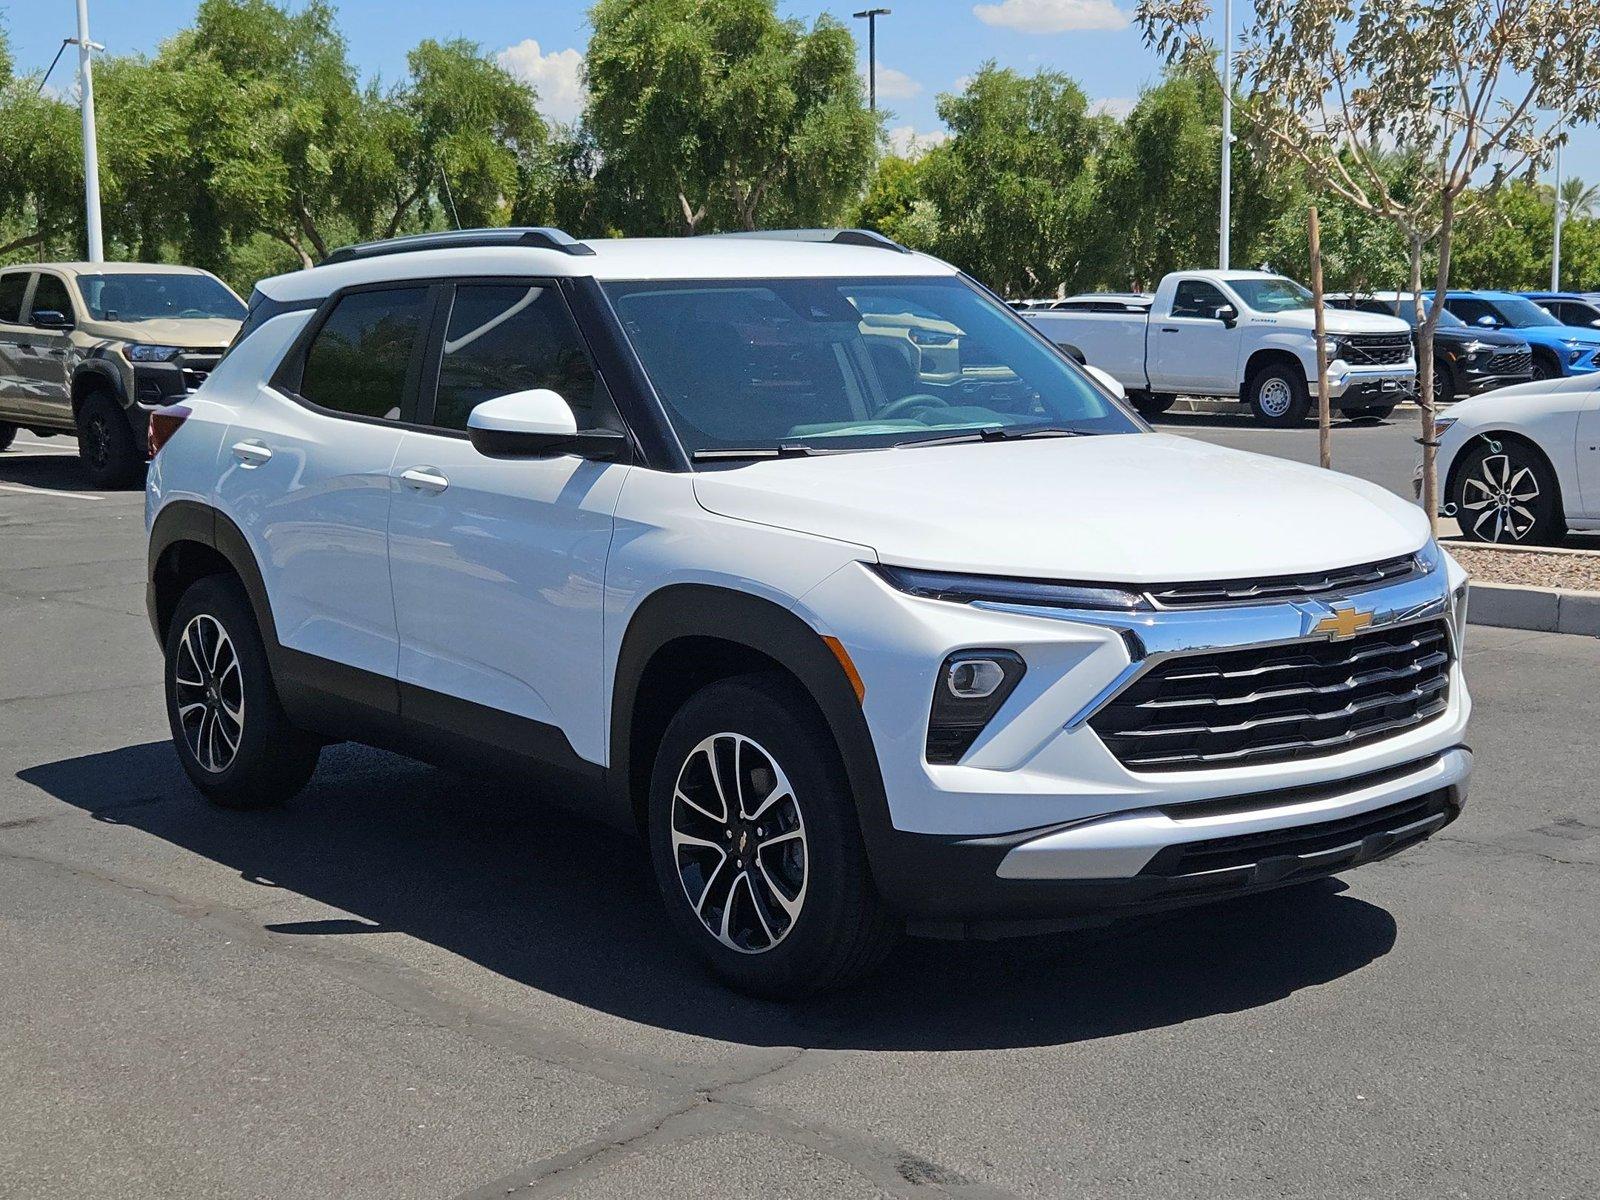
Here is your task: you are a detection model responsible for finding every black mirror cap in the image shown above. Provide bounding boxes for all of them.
[468,425,631,462]
[31,309,73,329]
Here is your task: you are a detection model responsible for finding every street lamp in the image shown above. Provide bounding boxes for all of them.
[73,0,105,263]
[853,8,891,113]
[1552,121,1565,292]
[1219,0,1233,271]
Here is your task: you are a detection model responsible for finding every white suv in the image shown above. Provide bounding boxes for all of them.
[145,227,1474,997]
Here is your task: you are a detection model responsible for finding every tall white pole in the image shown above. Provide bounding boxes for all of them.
[1551,127,1564,293]
[75,0,104,263]
[1219,0,1232,270]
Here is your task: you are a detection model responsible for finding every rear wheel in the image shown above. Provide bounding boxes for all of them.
[164,575,321,808]
[647,673,899,998]
[1246,363,1310,426]
[76,391,143,488]
[1451,438,1565,545]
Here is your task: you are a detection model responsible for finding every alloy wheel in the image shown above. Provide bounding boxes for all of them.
[1460,452,1541,542]
[173,613,245,773]
[670,732,808,954]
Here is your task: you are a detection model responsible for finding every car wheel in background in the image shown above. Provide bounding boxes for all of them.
[0,422,15,451]
[647,672,899,999]
[1451,438,1565,545]
[1131,392,1176,418]
[164,574,322,808]
[1528,353,1559,382]
[1348,405,1397,422]
[1432,362,1456,408]
[1247,364,1310,427]
[75,392,143,489]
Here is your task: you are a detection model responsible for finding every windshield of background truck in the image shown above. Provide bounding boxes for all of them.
[604,275,1140,453]
[1230,277,1314,313]
[77,273,246,323]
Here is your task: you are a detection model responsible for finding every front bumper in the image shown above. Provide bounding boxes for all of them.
[1327,371,1416,408]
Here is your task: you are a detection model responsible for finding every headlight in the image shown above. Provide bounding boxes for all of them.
[1460,340,1493,356]
[1414,538,1444,575]
[874,564,1149,611]
[1432,416,1457,438]
[1564,340,1589,363]
[125,344,183,363]
[1324,337,1345,361]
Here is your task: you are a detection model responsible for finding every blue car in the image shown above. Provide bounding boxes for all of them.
[1444,290,1600,379]
[1519,291,1600,331]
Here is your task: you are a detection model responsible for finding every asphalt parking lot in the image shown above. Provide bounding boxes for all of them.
[3,428,1599,1199]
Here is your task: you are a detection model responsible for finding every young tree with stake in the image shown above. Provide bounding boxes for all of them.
[1137,0,1600,530]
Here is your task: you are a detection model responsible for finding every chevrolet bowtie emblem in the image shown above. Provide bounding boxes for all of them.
[1311,606,1375,640]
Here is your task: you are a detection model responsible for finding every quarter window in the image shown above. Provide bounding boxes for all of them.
[1171,280,1229,320]
[0,273,28,324]
[299,287,431,421]
[428,284,597,431]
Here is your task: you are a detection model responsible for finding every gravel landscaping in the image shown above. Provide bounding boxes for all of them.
[1449,543,1600,594]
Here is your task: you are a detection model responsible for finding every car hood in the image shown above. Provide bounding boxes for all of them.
[1435,325,1526,348]
[692,434,1430,582]
[1254,308,1411,336]
[86,317,241,348]
[1507,323,1600,347]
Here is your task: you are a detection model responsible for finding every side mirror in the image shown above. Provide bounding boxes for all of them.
[1214,304,1238,328]
[31,309,72,330]
[1083,363,1126,400]
[466,388,628,461]
[1476,314,1499,329]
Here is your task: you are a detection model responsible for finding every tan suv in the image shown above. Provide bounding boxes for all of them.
[0,262,245,486]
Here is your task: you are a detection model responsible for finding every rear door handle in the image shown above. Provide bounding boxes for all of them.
[399,466,449,494]
[231,440,273,467]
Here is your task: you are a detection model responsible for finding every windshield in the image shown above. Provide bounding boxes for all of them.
[1230,276,1313,312]
[77,273,246,322]
[1489,296,1562,328]
[1365,297,1465,328]
[603,275,1140,455]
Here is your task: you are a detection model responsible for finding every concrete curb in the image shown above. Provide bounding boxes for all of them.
[1171,396,1424,417]
[1468,581,1600,636]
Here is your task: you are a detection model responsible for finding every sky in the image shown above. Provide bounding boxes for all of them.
[3,0,1593,191]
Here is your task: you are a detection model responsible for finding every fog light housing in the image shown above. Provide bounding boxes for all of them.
[926,650,1026,764]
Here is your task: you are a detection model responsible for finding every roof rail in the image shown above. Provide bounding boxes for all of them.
[322,227,595,266]
[709,228,912,254]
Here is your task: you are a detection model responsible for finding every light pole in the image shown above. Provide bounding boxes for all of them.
[1551,123,1565,292]
[1219,0,1233,270]
[853,8,891,113]
[74,0,105,263]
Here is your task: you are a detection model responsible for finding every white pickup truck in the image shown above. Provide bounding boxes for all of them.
[1021,270,1417,425]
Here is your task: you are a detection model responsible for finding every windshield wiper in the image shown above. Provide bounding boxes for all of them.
[691,443,821,462]
[895,425,1092,450]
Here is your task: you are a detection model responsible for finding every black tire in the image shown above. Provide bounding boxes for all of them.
[1529,353,1560,382]
[1131,392,1176,417]
[1432,361,1456,408]
[76,391,144,488]
[1347,404,1397,422]
[647,672,899,998]
[1450,437,1565,545]
[0,422,16,451]
[164,574,321,808]
[1246,363,1310,426]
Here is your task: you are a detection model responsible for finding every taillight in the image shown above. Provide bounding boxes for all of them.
[148,405,191,459]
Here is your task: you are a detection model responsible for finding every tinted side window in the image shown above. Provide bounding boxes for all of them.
[1171,280,1228,319]
[0,273,28,324]
[1448,297,1491,324]
[299,287,431,420]
[428,284,597,431]
[29,274,74,320]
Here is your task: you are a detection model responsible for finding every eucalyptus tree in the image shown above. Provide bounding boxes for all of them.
[0,31,86,259]
[1139,0,1600,526]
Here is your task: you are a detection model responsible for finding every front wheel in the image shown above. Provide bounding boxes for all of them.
[76,392,143,488]
[1529,354,1559,382]
[1131,391,1176,418]
[647,673,899,998]
[1451,439,1565,545]
[1246,364,1310,426]
[0,423,16,451]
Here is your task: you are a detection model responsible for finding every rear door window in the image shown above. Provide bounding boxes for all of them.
[296,287,432,421]
[0,273,30,324]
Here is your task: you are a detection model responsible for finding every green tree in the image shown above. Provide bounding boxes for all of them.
[584,0,876,234]
[854,153,942,250]
[0,30,85,260]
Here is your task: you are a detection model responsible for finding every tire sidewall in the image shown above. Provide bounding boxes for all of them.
[1248,364,1310,426]
[1451,440,1562,545]
[76,392,142,488]
[646,675,873,995]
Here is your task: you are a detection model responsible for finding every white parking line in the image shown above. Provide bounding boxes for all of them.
[0,481,104,501]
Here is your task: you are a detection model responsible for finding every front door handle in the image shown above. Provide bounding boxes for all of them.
[231,440,273,467]
[399,466,449,494]
[1160,326,1180,333]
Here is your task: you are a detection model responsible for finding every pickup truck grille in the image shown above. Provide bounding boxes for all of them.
[1090,620,1452,772]
[1146,554,1418,608]
[1486,346,1532,376]
[1341,334,1412,366]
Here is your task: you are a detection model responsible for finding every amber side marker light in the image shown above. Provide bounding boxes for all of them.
[822,635,866,704]
[148,405,192,460]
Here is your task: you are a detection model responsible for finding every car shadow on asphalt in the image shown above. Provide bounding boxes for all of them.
[19,740,1398,1052]
[0,447,117,493]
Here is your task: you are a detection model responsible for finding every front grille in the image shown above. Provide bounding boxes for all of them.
[1146,554,1418,608]
[1090,620,1452,771]
[1341,334,1412,366]
[178,349,225,392]
[1486,346,1532,375]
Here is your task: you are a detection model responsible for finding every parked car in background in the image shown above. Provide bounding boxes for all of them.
[1329,291,1533,406]
[144,226,1472,997]
[1443,290,1600,382]
[1429,372,1600,544]
[1022,271,1416,425]
[0,262,245,486]
[1519,291,1600,330]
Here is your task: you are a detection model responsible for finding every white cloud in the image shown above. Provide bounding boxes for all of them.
[496,39,586,125]
[1090,96,1136,119]
[887,125,951,159]
[864,63,923,101]
[972,0,1130,34]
